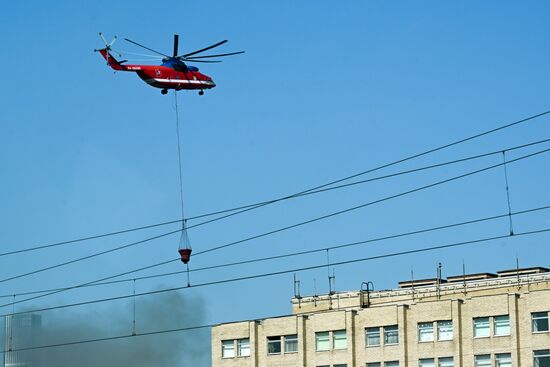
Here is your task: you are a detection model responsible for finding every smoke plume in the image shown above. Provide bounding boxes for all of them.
[4,290,210,367]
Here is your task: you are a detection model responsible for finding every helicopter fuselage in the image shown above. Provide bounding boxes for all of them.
[98,49,216,92]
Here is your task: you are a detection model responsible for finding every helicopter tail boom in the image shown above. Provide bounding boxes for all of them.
[96,48,128,71]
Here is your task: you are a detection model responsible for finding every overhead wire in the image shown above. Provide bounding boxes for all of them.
[3,226,550,318]
[184,108,550,221]
[2,203,549,300]
[3,109,550,258]
[2,144,549,299]
[192,145,550,256]
[3,136,549,259]
[9,313,550,354]
[0,229,182,284]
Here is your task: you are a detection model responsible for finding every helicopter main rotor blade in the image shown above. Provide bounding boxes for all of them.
[185,51,245,59]
[124,38,170,58]
[180,40,228,58]
[185,59,222,63]
[173,34,179,57]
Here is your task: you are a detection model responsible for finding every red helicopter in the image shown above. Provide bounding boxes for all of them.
[95,33,244,95]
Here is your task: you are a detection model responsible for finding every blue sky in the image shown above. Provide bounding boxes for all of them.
[1,1,550,365]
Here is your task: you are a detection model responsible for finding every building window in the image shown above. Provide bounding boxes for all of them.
[533,312,549,333]
[420,359,435,367]
[385,361,400,367]
[534,350,550,367]
[496,353,512,367]
[222,340,235,358]
[367,363,381,367]
[418,322,434,342]
[334,365,348,367]
[438,320,453,341]
[438,357,454,367]
[366,327,381,346]
[284,334,298,353]
[475,355,491,367]
[316,332,330,351]
[237,338,250,357]
[384,325,399,345]
[494,315,511,336]
[267,336,281,354]
[333,330,347,350]
[473,317,490,338]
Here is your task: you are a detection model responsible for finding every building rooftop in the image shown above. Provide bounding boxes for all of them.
[290,266,550,314]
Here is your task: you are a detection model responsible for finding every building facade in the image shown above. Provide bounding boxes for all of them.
[3,314,41,367]
[212,267,550,367]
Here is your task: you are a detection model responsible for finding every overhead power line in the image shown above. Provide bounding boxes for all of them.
[10,312,550,354]
[3,109,549,258]
[2,203,549,300]
[0,229,181,284]
[2,144,549,302]
[193,146,550,256]
[185,109,550,222]
[2,227,550,318]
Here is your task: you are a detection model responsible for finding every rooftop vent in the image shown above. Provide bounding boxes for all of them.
[497,267,549,277]
[398,278,447,289]
[447,273,497,282]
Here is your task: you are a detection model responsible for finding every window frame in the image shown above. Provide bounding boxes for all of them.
[534,349,550,367]
[384,325,399,345]
[222,339,235,359]
[333,329,348,350]
[494,315,511,337]
[283,334,298,353]
[419,358,435,367]
[495,353,512,367]
[367,363,382,367]
[473,317,491,338]
[267,336,282,355]
[437,320,453,341]
[385,361,400,367]
[366,327,381,347]
[237,338,250,357]
[532,312,549,333]
[315,331,330,352]
[474,354,492,367]
[418,322,435,342]
[438,357,454,367]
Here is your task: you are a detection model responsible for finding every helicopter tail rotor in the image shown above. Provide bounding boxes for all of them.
[98,32,117,50]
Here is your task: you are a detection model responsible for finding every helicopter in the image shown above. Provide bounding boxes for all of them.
[95,33,244,95]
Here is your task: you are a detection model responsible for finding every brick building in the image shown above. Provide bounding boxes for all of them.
[212,267,550,367]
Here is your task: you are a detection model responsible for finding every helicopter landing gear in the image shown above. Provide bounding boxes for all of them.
[161,88,168,95]
[198,90,204,96]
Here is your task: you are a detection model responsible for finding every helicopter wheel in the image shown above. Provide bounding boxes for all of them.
[198,90,204,96]
[161,89,168,95]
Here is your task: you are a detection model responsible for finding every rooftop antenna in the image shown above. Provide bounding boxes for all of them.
[329,269,336,296]
[326,249,335,295]
[436,262,442,299]
[462,259,467,295]
[293,273,302,308]
[132,279,137,336]
[411,267,416,301]
[313,278,318,307]
[502,151,515,236]
[516,255,520,288]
